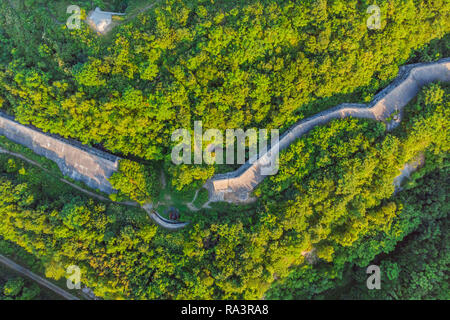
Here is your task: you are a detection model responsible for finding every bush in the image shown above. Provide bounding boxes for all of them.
[109,159,160,204]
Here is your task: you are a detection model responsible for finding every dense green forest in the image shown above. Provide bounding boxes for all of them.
[0,82,447,299]
[0,0,448,191]
[0,263,64,300]
[0,0,448,300]
[0,273,41,300]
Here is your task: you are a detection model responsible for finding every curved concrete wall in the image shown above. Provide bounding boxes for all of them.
[0,59,448,202]
[0,112,119,194]
[206,58,450,204]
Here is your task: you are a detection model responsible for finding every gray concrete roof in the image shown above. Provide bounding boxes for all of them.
[87,7,126,34]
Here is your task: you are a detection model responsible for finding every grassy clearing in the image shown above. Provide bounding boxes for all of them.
[154,183,198,218]
[193,188,209,208]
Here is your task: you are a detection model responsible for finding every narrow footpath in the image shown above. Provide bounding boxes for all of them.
[0,254,80,300]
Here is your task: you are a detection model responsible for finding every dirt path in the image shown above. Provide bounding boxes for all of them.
[0,147,191,230]
[186,188,213,211]
[0,254,80,300]
[0,146,136,206]
[186,189,200,211]
[89,1,162,35]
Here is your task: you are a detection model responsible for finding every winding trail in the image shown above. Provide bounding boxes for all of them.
[394,154,425,192]
[0,254,80,300]
[205,58,450,204]
[186,189,201,211]
[124,1,162,22]
[187,188,213,210]
[0,147,188,230]
[1,58,448,229]
[0,146,135,206]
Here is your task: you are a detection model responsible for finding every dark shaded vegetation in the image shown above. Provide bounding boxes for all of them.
[0,0,448,300]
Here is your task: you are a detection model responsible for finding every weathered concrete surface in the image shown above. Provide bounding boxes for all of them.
[0,144,189,229]
[0,111,119,194]
[0,114,189,229]
[142,204,189,230]
[87,7,125,34]
[206,58,450,204]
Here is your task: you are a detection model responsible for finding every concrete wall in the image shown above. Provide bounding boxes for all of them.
[0,112,119,194]
[0,59,448,201]
[206,58,450,203]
